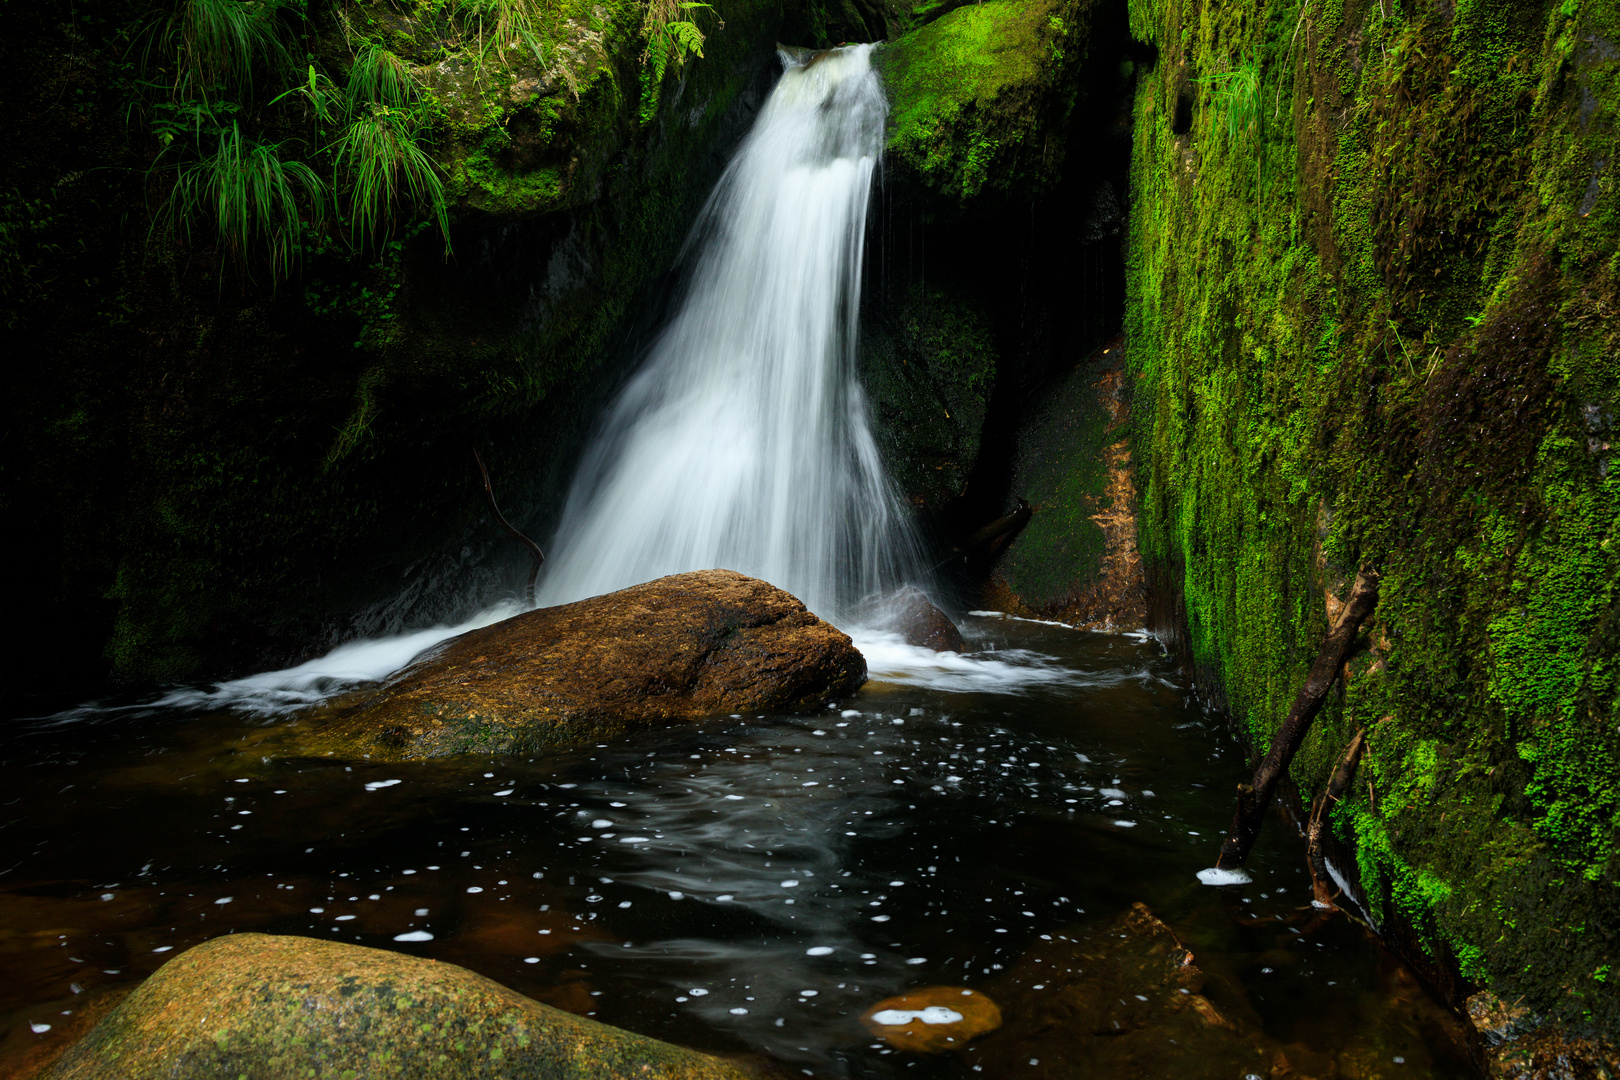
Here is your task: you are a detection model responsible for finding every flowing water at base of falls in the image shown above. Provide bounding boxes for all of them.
[1,620,1474,1079]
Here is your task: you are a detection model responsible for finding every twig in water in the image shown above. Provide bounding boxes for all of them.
[1307,727,1366,909]
[1215,567,1380,870]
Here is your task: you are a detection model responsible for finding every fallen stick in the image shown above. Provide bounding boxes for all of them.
[1215,567,1380,870]
[472,446,546,606]
[1307,727,1367,909]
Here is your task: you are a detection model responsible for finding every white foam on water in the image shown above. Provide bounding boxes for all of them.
[872,1007,963,1026]
[393,931,434,942]
[156,603,524,716]
[965,611,1076,629]
[852,630,1082,693]
[365,780,402,791]
[806,946,834,956]
[1197,867,1253,886]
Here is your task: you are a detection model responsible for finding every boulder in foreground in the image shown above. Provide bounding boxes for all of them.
[50,933,758,1080]
[305,569,866,759]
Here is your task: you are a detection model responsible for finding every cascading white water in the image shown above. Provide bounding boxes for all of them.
[536,45,919,619]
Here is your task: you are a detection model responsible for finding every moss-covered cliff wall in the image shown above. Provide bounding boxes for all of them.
[1127,0,1619,1039]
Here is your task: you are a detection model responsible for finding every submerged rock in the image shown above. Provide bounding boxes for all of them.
[859,987,1001,1053]
[957,903,1280,1078]
[304,570,865,760]
[1468,991,1620,1080]
[49,934,758,1080]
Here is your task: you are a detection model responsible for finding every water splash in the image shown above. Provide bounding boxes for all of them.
[538,45,920,618]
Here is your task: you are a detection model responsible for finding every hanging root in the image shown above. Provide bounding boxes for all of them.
[1307,727,1367,910]
[1214,566,1380,871]
[472,446,545,606]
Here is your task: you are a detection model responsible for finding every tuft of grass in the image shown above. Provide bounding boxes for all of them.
[1199,60,1263,213]
[161,121,327,283]
[346,40,419,109]
[1200,61,1261,144]
[158,0,292,99]
[331,105,450,254]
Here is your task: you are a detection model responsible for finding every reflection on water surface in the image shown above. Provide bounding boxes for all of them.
[0,617,1471,1078]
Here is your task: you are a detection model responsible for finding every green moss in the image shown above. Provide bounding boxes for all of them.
[997,355,1116,608]
[875,0,1086,200]
[1127,0,1620,1038]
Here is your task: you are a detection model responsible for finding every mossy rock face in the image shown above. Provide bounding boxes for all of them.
[874,0,1092,200]
[991,343,1143,628]
[302,570,867,760]
[49,933,759,1079]
[1127,0,1620,1041]
[860,284,999,510]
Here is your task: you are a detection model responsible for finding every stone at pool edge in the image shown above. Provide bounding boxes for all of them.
[302,569,867,760]
[49,933,762,1080]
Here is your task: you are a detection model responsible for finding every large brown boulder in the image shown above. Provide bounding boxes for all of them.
[50,934,759,1080]
[302,569,866,760]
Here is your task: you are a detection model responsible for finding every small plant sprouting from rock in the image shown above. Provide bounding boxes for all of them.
[639,0,715,122]
[1198,60,1262,214]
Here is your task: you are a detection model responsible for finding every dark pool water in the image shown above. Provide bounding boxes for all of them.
[0,617,1473,1078]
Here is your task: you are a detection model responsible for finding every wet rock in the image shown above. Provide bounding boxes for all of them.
[305,570,866,760]
[1468,992,1620,1080]
[959,903,1279,1079]
[887,587,966,652]
[859,987,1001,1052]
[985,341,1146,631]
[49,933,758,1080]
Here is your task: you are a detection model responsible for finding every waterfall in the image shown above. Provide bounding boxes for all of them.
[536,44,919,619]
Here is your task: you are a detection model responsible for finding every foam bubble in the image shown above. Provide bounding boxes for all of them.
[1197,867,1253,886]
[871,1007,963,1026]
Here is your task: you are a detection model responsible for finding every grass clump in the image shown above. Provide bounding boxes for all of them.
[455,0,554,73]
[135,0,453,283]
[149,0,292,100]
[333,105,450,254]
[161,122,327,283]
